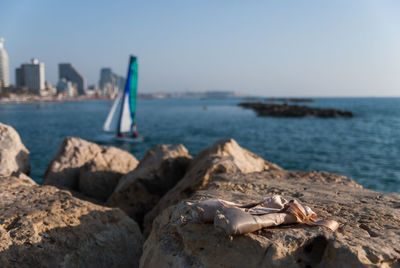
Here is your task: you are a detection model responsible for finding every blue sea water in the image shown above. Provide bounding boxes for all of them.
[0,98,399,194]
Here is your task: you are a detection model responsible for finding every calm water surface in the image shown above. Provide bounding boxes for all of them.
[0,98,399,193]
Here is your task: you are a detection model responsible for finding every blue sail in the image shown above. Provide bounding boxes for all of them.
[103,56,138,135]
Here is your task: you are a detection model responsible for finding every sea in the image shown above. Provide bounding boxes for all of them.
[0,97,399,194]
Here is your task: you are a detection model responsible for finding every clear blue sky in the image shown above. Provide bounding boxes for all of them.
[1,0,400,96]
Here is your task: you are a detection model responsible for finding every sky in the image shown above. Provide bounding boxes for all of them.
[1,0,400,97]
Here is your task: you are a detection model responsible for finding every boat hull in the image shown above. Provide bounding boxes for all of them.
[94,133,144,144]
[114,135,144,143]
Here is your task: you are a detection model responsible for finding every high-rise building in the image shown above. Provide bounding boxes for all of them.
[16,58,45,92]
[0,38,10,88]
[59,63,86,95]
[99,68,113,89]
[15,68,22,87]
[24,59,45,91]
[99,67,125,96]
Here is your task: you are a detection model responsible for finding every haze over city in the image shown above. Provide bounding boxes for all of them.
[1,0,400,96]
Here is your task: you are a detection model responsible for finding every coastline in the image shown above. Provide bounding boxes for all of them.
[0,90,243,104]
[0,95,112,104]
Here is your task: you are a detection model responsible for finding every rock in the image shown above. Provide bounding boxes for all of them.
[107,144,191,228]
[143,138,281,236]
[43,137,138,198]
[141,170,400,267]
[0,122,30,176]
[79,146,139,201]
[43,137,102,189]
[4,171,37,187]
[238,102,353,118]
[0,174,143,268]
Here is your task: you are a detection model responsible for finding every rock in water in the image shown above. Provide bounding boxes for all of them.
[141,170,400,268]
[107,144,191,228]
[43,137,138,200]
[0,174,143,268]
[238,102,353,118]
[143,138,281,236]
[0,122,30,176]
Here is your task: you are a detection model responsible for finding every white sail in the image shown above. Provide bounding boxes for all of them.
[103,55,138,136]
[119,92,132,133]
[103,92,122,132]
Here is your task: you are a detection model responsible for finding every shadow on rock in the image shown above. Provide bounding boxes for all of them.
[0,210,143,268]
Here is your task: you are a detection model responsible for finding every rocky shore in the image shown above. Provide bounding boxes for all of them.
[238,102,353,118]
[0,122,398,267]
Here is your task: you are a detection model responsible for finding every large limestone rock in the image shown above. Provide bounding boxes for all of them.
[0,122,30,176]
[0,173,143,267]
[43,137,138,200]
[141,170,400,267]
[79,146,139,201]
[107,144,191,227]
[143,138,281,235]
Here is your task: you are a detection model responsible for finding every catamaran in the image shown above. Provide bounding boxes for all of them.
[102,55,143,142]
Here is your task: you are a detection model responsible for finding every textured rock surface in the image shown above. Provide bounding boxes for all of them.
[108,144,191,227]
[79,146,139,201]
[143,138,281,236]
[0,122,30,176]
[0,174,143,268]
[43,137,138,199]
[141,170,400,267]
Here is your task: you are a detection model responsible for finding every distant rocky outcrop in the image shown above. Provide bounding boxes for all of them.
[239,102,353,118]
[0,173,143,268]
[141,170,400,267]
[0,122,30,176]
[107,144,192,228]
[143,138,281,236]
[43,137,138,201]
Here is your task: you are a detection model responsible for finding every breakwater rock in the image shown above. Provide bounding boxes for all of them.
[141,170,400,267]
[107,144,192,228]
[0,122,30,176]
[0,121,399,267]
[239,102,353,118]
[142,138,282,236]
[43,137,138,201]
[0,172,144,267]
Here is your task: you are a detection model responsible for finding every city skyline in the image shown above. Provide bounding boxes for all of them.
[1,1,400,96]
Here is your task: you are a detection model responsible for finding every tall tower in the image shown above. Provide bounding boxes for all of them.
[99,68,114,94]
[59,63,86,95]
[23,59,45,91]
[16,58,46,92]
[0,38,10,88]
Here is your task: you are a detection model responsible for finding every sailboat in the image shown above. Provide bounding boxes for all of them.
[102,55,143,142]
